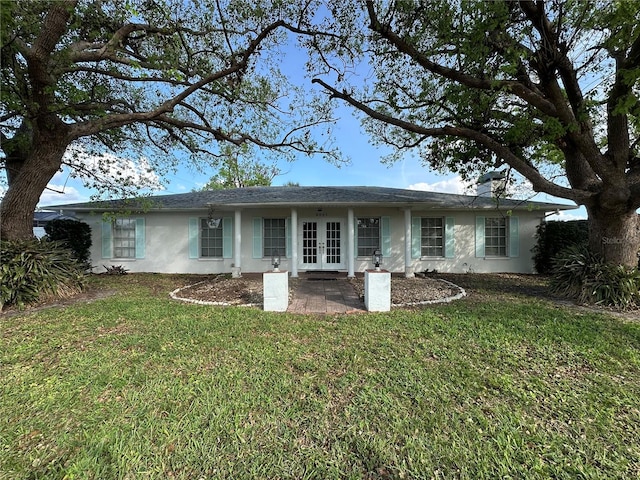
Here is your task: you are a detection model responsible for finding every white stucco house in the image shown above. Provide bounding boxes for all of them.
[48,182,575,276]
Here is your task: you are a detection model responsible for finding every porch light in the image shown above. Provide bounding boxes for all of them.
[373,249,382,271]
[272,250,281,272]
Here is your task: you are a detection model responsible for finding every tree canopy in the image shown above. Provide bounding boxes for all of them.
[308,0,640,266]
[0,0,336,240]
[198,144,280,190]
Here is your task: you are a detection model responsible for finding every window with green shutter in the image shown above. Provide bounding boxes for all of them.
[102,218,145,259]
[476,216,518,257]
[412,216,454,258]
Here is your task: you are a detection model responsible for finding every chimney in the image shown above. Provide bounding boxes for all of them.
[477,171,507,197]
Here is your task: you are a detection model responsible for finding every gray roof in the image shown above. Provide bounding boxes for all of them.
[33,211,77,228]
[34,211,77,222]
[47,186,575,212]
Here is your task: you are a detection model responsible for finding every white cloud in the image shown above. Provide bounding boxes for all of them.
[39,184,87,206]
[553,209,588,221]
[408,176,475,195]
[63,145,164,191]
[1,146,166,208]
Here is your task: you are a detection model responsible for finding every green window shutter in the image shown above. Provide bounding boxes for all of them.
[188,217,199,259]
[354,218,359,256]
[285,217,291,258]
[101,220,112,259]
[222,217,233,259]
[253,218,263,258]
[475,216,485,258]
[381,216,391,257]
[135,218,145,259]
[445,217,455,258]
[509,216,520,257]
[411,217,422,259]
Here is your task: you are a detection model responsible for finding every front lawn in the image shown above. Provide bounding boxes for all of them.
[1,274,639,479]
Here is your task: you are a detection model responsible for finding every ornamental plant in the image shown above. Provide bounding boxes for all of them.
[550,245,640,309]
[0,239,86,311]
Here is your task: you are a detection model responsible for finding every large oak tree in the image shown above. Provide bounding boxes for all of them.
[0,0,334,240]
[310,0,640,266]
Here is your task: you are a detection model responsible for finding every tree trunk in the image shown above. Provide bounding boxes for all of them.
[0,141,67,241]
[586,206,640,268]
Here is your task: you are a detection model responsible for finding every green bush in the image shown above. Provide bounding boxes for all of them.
[533,220,588,274]
[44,219,92,267]
[550,245,640,309]
[0,239,87,311]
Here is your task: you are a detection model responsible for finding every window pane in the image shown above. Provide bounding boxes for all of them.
[263,218,286,257]
[485,217,507,256]
[200,218,223,257]
[357,217,380,257]
[420,217,444,257]
[113,218,136,258]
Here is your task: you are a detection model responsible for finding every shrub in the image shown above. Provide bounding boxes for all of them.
[103,265,129,275]
[533,220,588,274]
[44,219,92,267]
[0,239,86,311]
[550,245,640,309]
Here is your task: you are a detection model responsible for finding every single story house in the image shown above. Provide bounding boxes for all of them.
[48,182,575,276]
[33,210,77,238]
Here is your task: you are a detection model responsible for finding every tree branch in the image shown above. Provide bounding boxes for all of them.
[365,0,558,117]
[312,77,589,203]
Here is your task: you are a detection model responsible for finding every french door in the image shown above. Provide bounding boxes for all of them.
[299,218,345,270]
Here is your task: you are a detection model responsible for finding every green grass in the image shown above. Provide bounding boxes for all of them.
[1,274,639,479]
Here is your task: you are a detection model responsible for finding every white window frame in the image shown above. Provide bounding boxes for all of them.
[357,217,381,258]
[420,217,445,258]
[263,218,286,258]
[200,218,224,258]
[484,217,508,257]
[113,218,136,259]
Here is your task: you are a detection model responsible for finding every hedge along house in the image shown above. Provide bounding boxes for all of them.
[48,182,575,277]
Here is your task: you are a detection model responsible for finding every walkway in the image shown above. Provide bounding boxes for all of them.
[287,273,366,314]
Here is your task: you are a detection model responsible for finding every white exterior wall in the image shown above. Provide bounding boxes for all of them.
[402,209,542,274]
[79,206,545,275]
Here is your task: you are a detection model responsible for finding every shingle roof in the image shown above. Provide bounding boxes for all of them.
[47,186,575,212]
[33,211,77,226]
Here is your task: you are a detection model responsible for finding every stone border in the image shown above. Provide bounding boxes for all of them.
[169,279,261,308]
[391,279,467,308]
[170,276,467,311]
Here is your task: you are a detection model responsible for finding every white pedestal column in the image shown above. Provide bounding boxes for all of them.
[263,270,289,312]
[364,269,391,312]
